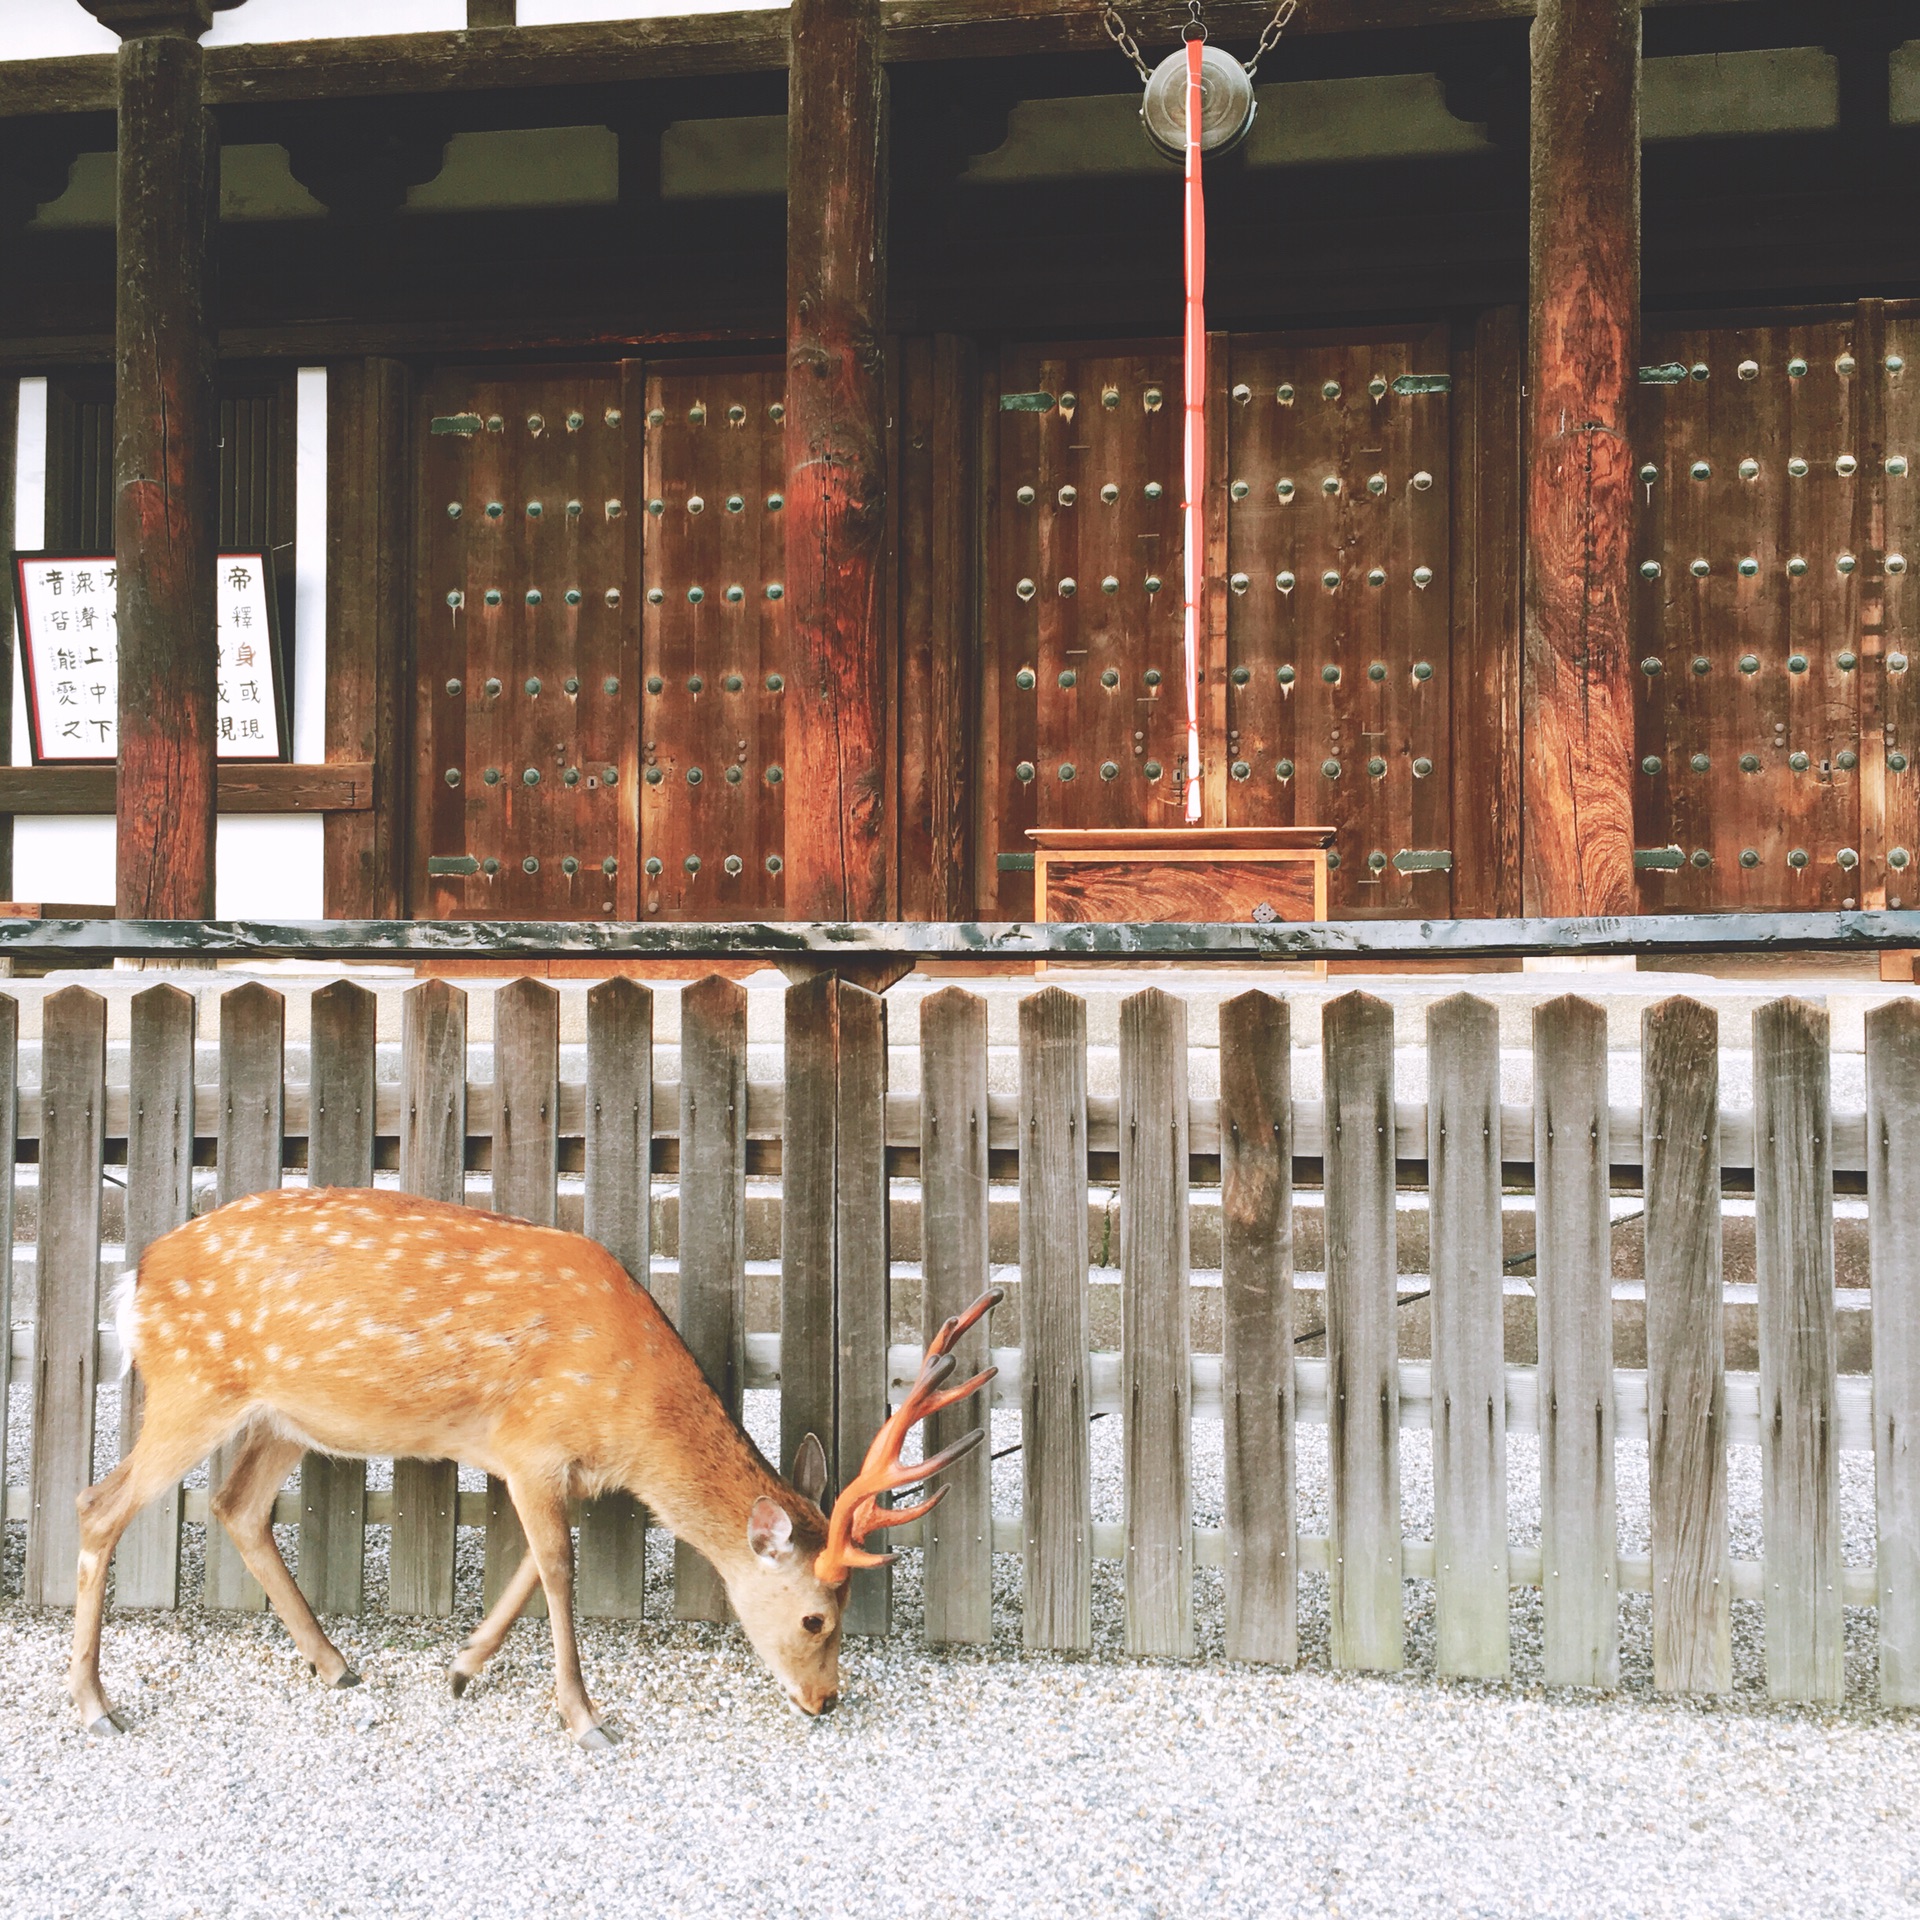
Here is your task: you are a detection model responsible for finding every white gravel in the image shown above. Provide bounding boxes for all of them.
[4,1387,1918,1918]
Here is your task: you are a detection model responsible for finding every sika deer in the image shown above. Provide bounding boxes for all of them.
[69,1187,997,1745]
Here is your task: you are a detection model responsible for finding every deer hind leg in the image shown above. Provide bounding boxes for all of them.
[208,1422,360,1689]
[504,1476,612,1748]
[69,1381,240,1735]
[449,1549,543,1699]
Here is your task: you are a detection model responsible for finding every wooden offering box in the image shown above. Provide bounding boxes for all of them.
[1029,828,1332,926]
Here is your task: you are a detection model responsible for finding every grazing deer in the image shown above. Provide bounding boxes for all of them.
[69,1187,996,1745]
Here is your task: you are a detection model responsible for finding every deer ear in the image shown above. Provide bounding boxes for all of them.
[790,1432,828,1505]
[747,1495,795,1563]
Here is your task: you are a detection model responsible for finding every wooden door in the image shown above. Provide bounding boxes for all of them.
[412,365,641,920]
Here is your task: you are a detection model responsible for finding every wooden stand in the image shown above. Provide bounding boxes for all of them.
[1030,828,1331,927]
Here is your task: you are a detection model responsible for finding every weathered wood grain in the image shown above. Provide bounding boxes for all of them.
[834,980,892,1636]
[0,765,373,815]
[113,984,195,1610]
[784,0,890,919]
[1868,998,1920,1705]
[112,31,219,920]
[1533,993,1618,1687]
[1019,986,1092,1652]
[918,986,993,1644]
[780,973,838,1486]
[1322,991,1402,1671]
[1120,987,1193,1659]
[1040,858,1319,926]
[0,1001,14,1549]
[298,981,375,1619]
[389,979,465,1617]
[484,977,559,1615]
[205,981,284,1612]
[1754,996,1843,1704]
[1521,0,1639,915]
[674,975,747,1624]
[577,976,652,1621]
[1643,996,1730,1694]
[25,987,102,1607]
[1427,992,1509,1679]
[1218,989,1294,1666]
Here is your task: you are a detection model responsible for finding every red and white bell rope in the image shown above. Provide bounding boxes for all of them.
[1180,34,1205,824]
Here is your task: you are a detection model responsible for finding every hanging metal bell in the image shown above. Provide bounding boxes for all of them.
[1140,44,1257,160]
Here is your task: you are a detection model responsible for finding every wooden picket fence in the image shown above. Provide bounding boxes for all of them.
[2,970,1918,1707]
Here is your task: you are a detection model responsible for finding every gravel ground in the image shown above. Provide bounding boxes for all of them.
[3,1387,1916,1919]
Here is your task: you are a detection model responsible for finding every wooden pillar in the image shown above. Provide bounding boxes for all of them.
[84,1,219,919]
[1521,0,1639,918]
[0,378,16,900]
[785,0,890,920]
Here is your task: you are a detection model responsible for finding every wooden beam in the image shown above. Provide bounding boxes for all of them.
[1521,0,1639,917]
[0,379,15,897]
[784,0,890,919]
[0,0,1769,118]
[95,8,219,918]
[0,763,373,815]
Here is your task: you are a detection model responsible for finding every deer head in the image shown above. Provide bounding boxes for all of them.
[723,1288,1001,1716]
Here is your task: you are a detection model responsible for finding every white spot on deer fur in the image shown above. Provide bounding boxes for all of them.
[265,1344,282,1362]
[206,1329,225,1351]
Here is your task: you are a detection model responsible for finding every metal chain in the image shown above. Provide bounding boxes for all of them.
[1242,0,1300,77]
[1100,1,1153,82]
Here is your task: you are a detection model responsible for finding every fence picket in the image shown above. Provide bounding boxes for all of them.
[389,979,466,1617]
[919,986,993,1646]
[298,981,376,1618]
[485,977,559,1615]
[115,985,197,1609]
[1120,987,1193,1659]
[206,982,285,1613]
[834,981,892,1637]
[1322,991,1402,1671]
[578,976,652,1620]
[24,986,104,1608]
[1755,996,1843,1704]
[1218,989,1294,1667]
[1427,992,1508,1680]
[674,975,747,1623]
[1643,996,1730,1695]
[1868,998,1920,1706]
[780,975,837,1498]
[0,996,13,1583]
[1533,994,1617,1688]
[1020,986,1092,1653]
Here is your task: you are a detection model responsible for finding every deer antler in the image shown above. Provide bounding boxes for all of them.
[813,1287,1003,1586]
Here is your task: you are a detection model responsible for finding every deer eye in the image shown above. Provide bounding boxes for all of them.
[802,1613,827,1636]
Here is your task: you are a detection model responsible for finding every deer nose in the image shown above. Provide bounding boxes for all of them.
[812,1691,839,1717]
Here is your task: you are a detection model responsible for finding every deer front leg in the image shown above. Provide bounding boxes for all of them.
[449,1549,543,1698]
[504,1476,613,1749]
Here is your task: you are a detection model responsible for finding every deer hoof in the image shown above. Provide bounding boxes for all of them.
[86,1712,124,1739]
[575,1723,619,1753]
[331,1669,363,1690]
[449,1670,473,1700]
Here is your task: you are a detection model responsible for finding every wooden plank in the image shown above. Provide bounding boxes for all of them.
[114,983,196,1610]
[1426,992,1508,1679]
[784,0,890,919]
[25,989,105,1606]
[577,976,652,1620]
[834,979,892,1635]
[1321,991,1402,1671]
[780,973,838,1485]
[324,357,409,917]
[0,999,13,1555]
[1449,306,1524,918]
[1521,0,1638,915]
[297,980,375,1619]
[204,980,284,1611]
[112,30,217,919]
[1019,985,1092,1652]
[1642,995,1730,1694]
[1868,998,1920,1705]
[1754,995,1843,1704]
[0,764,373,815]
[1218,989,1294,1666]
[673,975,747,1624]
[389,978,465,1617]
[484,977,559,1614]
[918,985,993,1645]
[1533,993,1617,1686]
[1119,986,1193,1659]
